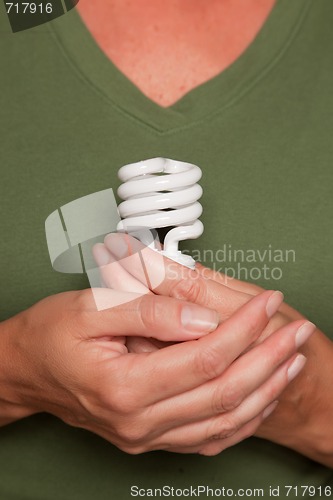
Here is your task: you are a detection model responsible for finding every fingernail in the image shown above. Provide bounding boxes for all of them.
[105,233,128,259]
[93,244,110,266]
[181,305,219,334]
[287,354,307,382]
[295,322,316,349]
[266,291,284,318]
[263,400,279,419]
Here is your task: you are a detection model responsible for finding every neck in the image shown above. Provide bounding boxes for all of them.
[76,0,276,107]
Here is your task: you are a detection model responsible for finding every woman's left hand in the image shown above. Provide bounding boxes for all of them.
[95,233,333,467]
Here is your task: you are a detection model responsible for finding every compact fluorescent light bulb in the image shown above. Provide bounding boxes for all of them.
[116,158,204,268]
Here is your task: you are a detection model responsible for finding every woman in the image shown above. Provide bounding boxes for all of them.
[0,0,332,498]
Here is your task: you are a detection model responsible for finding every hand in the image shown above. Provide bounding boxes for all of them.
[0,283,307,456]
[97,233,295,351]
[194,264,333,467]
[101,233,333,465]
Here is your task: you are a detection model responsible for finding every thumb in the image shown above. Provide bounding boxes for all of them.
[79,288,220,342]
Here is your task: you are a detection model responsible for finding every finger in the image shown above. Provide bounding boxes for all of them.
[105,232,197,293]
[105,233,166,290]
[126,336,162,353]
[116,289,284,404]
[93,243,151,295]
[195,262,261,295]
[105,232,257,302]
[149,354,306,450]
[85,398,276,455]
[170,277,249,321]
[195,263,305,321]
[196,410,271,456]
[104,233,250,319]
[105,234,296,326]
[157,411,269,455]
[81,288,219,341]
[144,320,315,426]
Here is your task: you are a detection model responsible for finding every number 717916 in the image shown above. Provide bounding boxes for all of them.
[6,3,53,14]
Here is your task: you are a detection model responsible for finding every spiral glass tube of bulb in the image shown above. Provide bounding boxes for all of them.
[116,157,204,269]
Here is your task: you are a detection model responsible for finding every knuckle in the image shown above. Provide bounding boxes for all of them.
[243,421,260,440]
[82,385,116,415]
[271,336,290,363]
[119,443,147,455]
[109,387,140,415]
[258,376,284,408]
[266,378,283,401]
[92,372,139,415]
[96,363,143,415]
[171,278,207,304]
[139,296,162,332]
[246,313,261,341]
[195,346,222,381]
[70,290,96,331]
[199,445,223,457]
[60,410,89,429]
[213,381,244,414]
[74,289,94,312]
[116,420,149,446]
[207,416,238,441]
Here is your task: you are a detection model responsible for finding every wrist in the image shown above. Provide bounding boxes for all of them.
[0,313,39,425]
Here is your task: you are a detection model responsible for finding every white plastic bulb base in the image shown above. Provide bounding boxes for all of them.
[160,250,196,269]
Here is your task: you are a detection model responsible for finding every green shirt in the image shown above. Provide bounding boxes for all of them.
[0,0,332,498]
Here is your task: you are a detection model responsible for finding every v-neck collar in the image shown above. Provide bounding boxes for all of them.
[49,0,311,134]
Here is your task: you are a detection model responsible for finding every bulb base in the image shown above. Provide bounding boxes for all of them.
[160,250,196,269]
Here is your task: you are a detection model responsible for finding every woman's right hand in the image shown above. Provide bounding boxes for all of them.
[0,287,311,455]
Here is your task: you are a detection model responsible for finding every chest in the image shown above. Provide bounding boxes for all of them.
[76,0,276,106]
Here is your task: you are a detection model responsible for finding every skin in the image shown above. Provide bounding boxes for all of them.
[0,282,308,454]
[76,0,276,107]
[98,232,333,466]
